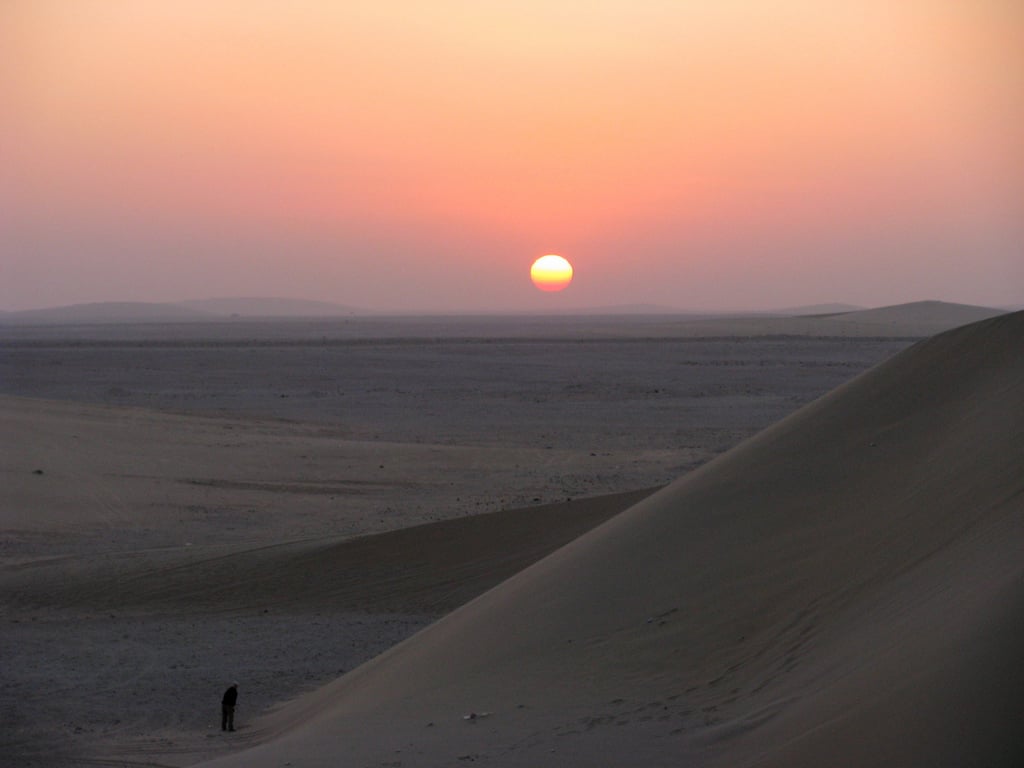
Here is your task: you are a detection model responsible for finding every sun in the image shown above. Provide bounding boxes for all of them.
[530,254,574,292]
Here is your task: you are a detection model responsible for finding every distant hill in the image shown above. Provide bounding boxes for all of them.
[778,302,866,316]
[177,297,360,317]
[601,300,1012,339]
[0,297,362,325]
[0,302,216,325]
[824,300,1007,327]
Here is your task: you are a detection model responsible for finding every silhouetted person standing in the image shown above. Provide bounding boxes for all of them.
[221,682,238,731]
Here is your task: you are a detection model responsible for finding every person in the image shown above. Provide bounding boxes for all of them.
[221,682,238,731]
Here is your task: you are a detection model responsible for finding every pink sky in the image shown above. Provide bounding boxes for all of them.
[2,1,1021,312]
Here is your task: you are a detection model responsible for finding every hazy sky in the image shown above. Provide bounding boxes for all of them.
[3,1,1021,312]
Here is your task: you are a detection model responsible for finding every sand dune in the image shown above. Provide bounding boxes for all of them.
[658,300,1008,338]
[197,310,1024,767]
[1,394,657,553]
[818,298,1008,327]
[3,488,654,618]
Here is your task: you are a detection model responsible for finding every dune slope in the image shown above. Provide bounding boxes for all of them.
[200,311,1024,767]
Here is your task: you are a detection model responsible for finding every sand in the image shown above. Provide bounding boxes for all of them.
[193,309,1024,767]
[2,305,1018,766]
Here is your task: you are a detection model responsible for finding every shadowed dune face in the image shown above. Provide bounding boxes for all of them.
[199,311,1024,767]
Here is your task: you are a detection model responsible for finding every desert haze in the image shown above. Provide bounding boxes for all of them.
[1,303,1021,767]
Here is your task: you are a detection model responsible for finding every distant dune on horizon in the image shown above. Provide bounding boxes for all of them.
[817,299,1007,324]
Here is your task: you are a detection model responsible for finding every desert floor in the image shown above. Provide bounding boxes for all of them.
[1,317,915,766]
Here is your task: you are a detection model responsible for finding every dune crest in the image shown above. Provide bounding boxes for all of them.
[200,312,1024,767]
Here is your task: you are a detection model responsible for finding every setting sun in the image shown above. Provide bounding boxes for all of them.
[530,255,574,292]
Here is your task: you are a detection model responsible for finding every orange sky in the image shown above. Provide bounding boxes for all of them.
[2,1,1021,311]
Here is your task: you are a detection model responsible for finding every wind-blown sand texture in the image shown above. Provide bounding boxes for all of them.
[1,304,1018,766]
[191,311,1023,768]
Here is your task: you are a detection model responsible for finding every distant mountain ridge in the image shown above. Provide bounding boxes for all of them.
[777,302,866,315]
[0,298,361,324]
[177,297,361,317]
[0,301,215,325]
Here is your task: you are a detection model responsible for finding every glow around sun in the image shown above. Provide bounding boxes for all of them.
[530,254,574,292]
